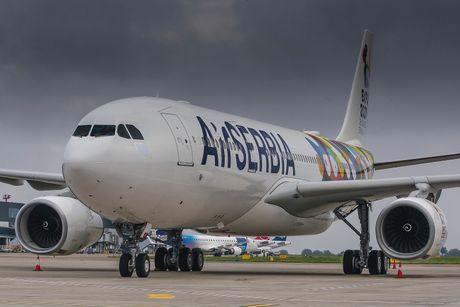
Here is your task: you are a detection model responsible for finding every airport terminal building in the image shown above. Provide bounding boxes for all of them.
[0,201,21,245]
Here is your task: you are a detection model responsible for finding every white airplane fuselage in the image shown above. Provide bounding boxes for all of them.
[63,97,374,235]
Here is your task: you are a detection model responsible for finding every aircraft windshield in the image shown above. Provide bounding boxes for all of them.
[117,124,131,139]
[126,124,144,140]
[72,125,92,137]
[90,125,116,137]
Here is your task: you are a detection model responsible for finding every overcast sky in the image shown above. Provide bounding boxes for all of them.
[1,0,460,253]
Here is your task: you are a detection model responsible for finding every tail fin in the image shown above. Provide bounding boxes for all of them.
[272,236,287,242]
[255,236,270,240]
[336,30,373,148]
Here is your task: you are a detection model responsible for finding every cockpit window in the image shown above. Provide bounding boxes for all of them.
[90,125,116,137]
[117,124,131,139]
[72,125,92,137]
[126,125,144,140]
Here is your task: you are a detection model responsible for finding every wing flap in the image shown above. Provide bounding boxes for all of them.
[265,175,460,218]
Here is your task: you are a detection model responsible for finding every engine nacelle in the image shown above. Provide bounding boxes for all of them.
[227,246,243,255]
[375,197,447,260]
[15,196,104,255]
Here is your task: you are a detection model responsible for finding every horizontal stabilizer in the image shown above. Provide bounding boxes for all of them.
[375,153,460,170]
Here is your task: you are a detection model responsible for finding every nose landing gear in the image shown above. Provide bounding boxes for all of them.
[116,223,152,278]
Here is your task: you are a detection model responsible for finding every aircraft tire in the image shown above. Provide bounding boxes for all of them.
[119,253,134,277]
[178,247,193,272]
[135,253,150,278]
[192,248,204,271]
[154,247,168,271]
[166,248,178,271]
[343,249,362,275]
[368,250,381,275]
[379,251,389,275]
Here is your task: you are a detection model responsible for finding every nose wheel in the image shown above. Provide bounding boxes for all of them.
[119,252,151,278]
[119,253,134,277]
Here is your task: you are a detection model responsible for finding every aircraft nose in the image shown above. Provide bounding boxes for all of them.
[62,138,110,190]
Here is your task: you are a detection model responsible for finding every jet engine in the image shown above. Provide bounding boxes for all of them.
[227,246,243,255]
[375,197,447,260]
[15,196,104,255]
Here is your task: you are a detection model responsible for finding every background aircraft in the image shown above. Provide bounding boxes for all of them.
[251,236,291,256]
[149,230,257,256]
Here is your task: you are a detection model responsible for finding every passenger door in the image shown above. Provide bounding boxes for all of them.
[161,113,194,166]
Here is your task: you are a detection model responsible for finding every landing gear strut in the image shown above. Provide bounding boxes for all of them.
[335,200,388,275]
[154,229,204,272]
[116,223,151,278]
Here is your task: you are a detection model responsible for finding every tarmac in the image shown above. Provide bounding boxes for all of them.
[1,253,460,306]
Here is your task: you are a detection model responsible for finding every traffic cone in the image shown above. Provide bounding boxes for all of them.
[392,259,397,269]
[34,255,42,271]
[396,262,403,278]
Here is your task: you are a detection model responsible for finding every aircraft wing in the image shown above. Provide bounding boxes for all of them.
[0,169,66,191]
[264,174,460,218]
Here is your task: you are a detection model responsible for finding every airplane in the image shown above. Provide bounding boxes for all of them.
[2,29,460,278]
[147,230,257,259]
[149,230,288,257]
[251,236,291,256]
[179,231,256,257]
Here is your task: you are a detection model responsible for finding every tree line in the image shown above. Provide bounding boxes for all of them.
[296,247,460,257]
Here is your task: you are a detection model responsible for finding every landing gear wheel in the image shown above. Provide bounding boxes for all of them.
[166,248,178,271]
[192,248,204,271]
[353,250,363,274]
[119,253,134,277]
[155,247,168,271]
[368,250,381,275]
[379,251,388,275]
[134,253,150,278]
[179,247,193,272]
[343,250,362,275]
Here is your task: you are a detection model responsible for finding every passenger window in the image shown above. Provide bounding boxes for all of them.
[90,125,116,137]
[72,125,92,137]
[126,125,144,140]
[117,124,131,139]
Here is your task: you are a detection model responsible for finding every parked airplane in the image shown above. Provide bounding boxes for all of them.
[148,230,257,259]
[3,30,460,278]
[146,230,286,258]
[251,236,291,255]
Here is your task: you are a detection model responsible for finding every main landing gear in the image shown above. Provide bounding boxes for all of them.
[116,223,152,278]
[334,200,389,275]
[154,229,204,272]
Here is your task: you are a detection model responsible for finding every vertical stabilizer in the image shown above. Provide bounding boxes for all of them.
[336,30,373,148]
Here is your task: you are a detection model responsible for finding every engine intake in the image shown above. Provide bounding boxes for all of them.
[225,246,242,255]
[376,197,447,260]
[15,196,104,255]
